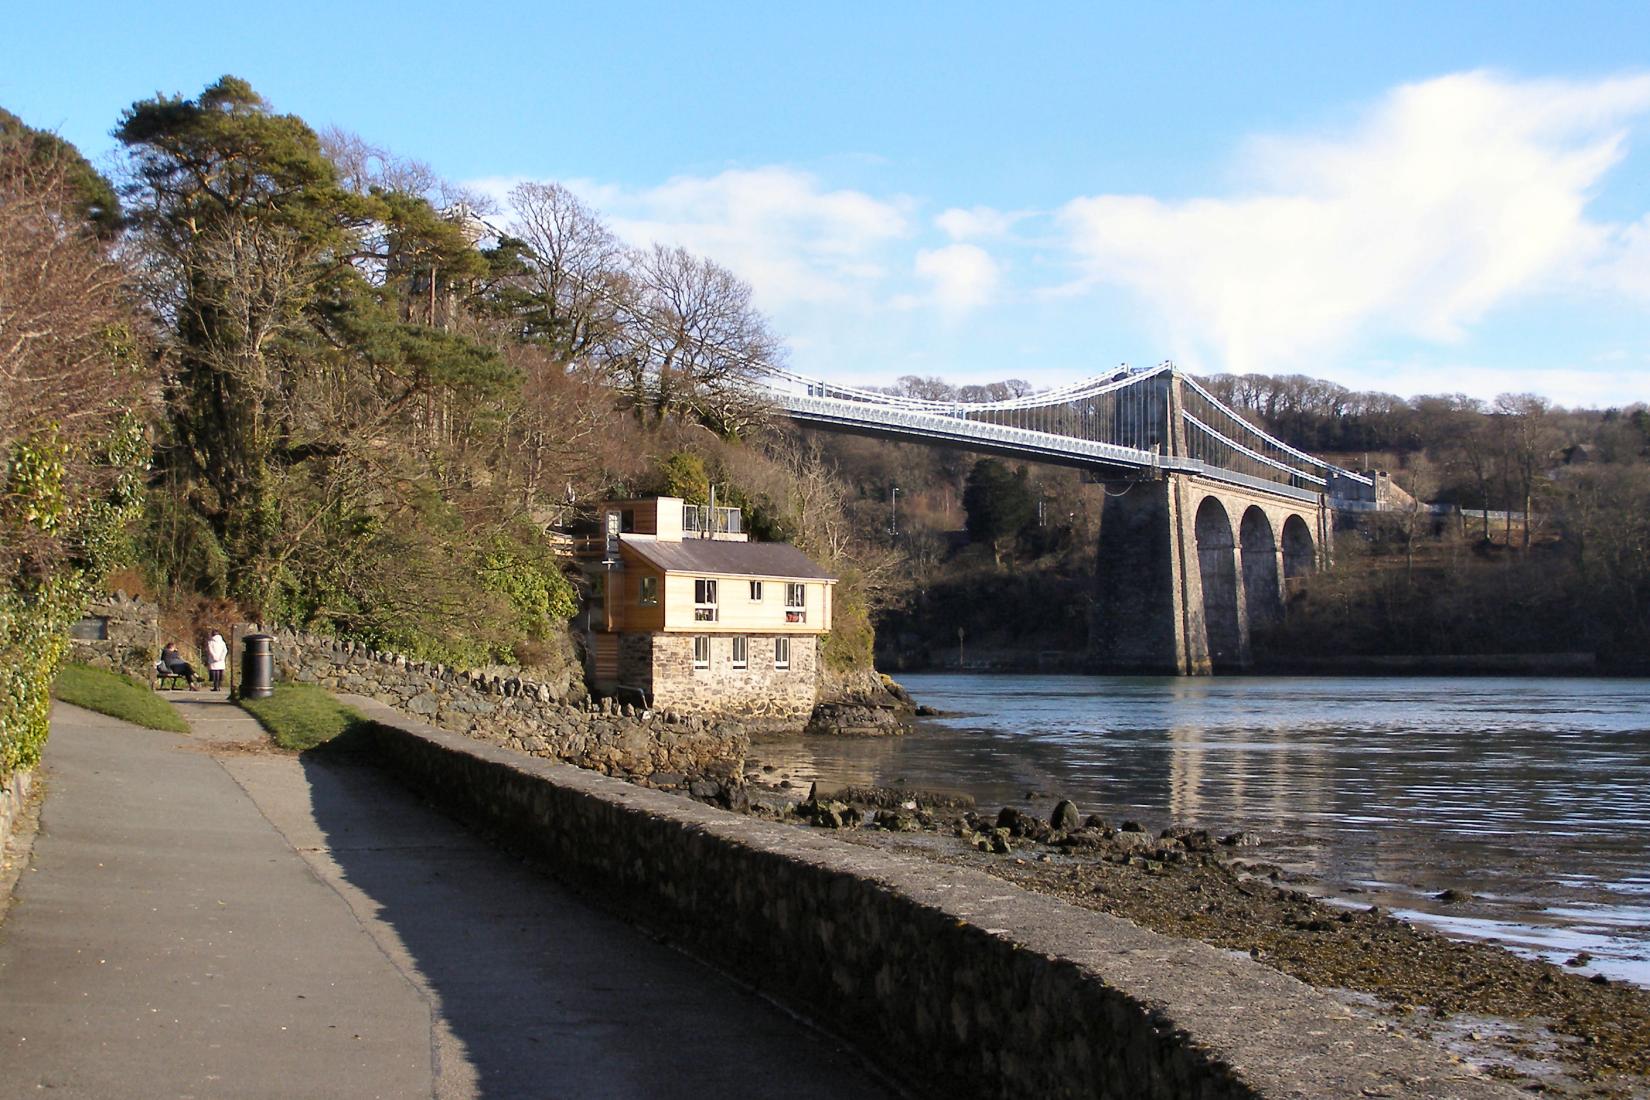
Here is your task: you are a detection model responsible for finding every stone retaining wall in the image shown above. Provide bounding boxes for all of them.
[270,630,746,789]
[343,693,1517,1100]
[65,591,158,678]
[0,767,31,863]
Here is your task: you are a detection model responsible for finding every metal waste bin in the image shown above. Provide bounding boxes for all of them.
[241,634,275,699]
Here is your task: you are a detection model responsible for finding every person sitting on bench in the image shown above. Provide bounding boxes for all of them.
[160,642,199,690]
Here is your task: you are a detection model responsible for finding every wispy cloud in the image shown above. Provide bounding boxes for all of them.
[567,167,913,308]
[912,244,1001,313]
[935,205,1024,241]
[1057,71,1650,374]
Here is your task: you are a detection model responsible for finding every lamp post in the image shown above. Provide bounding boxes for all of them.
[890,486,900,537]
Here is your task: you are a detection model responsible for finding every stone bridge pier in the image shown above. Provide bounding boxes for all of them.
[1090,473,1329,675]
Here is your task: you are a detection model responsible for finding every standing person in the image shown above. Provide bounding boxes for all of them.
[161,642,199,690]
[205,630,229,692]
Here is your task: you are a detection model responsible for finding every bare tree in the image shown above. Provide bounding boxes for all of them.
[1493,393,1562,550]
[608,244,779,434]
[0,138,147,584]
[0,147,139,450]
[504,181,625,363]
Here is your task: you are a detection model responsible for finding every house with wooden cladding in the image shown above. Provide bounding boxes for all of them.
[579,497,836,721]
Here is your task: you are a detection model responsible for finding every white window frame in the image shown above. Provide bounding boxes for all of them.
[731,635,748,669]
[784,582,806,623]
[692,635,710,669]
[694,578,718,622]
[774,636,791,669]
[638,575,659,606]
[748,580,763,601]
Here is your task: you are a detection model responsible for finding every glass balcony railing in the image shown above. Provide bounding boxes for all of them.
[682,505,743,535]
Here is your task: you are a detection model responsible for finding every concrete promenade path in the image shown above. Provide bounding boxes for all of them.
[0,694,894,1099]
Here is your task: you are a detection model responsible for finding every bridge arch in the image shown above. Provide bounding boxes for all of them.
[1194,497,1242,669]
[1281,514,1316,592]
[1239,507,1282,631]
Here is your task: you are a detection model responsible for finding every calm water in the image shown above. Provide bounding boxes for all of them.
[753,674,1650,986]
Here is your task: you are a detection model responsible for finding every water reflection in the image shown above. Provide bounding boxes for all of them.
[754,674,1650,986]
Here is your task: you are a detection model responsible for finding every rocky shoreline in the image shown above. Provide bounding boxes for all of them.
[804,670,920,735]
[727,778,1650,1099]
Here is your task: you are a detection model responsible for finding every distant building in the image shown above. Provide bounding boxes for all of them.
[578,497,835,721]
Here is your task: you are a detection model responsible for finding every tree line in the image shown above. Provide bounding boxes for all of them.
[2,75,882,718]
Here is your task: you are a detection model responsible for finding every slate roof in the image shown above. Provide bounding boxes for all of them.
[619,537,836,581]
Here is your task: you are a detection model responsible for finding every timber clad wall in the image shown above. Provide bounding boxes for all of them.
[658,573,831,633]
[610,567,667,633]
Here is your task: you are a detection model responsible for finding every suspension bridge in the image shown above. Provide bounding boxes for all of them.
[758,363,1367,675]
[760,362,1371,504]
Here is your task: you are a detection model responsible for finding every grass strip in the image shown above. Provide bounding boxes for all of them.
[52,663,189,733]
[238,683,369,752]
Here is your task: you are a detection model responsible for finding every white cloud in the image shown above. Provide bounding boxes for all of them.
[912,244,1001,314]
[935,205,1023,241]
[1058,71,1650,375]
[563,167,913,309]
[1596,212,1650,299]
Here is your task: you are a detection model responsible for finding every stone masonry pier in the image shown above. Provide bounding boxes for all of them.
[343,693,1518,1100]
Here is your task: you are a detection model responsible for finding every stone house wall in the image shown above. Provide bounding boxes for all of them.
[615,632,654,700]
[268,629,746,790]
[649,633,817,721]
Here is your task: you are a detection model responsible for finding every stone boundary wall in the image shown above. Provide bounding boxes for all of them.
[65,591,159,678]
[270,630,746,790]
[341,693,1518,1100]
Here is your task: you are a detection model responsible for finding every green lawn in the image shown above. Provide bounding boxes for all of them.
[52,663,189,733]
[238,683,369,752]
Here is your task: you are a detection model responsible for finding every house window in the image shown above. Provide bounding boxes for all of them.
[732,635,748,669]
[694,578,718,622]
[785,583,806,623]
[749,580,763,601]
[638,575,658,606]
[774,636,791,669]
[693,635,710,669]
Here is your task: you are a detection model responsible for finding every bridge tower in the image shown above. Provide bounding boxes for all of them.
[1089,372,1331,675]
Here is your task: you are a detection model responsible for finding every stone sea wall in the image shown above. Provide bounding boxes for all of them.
[269,630,746,790]
[343,694,1517,1100]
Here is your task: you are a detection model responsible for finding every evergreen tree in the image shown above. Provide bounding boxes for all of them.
[962,458,1035,562]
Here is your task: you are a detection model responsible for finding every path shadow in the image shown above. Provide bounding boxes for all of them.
[296,743,892,1099]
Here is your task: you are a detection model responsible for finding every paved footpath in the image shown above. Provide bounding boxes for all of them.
[0,695,895,1099]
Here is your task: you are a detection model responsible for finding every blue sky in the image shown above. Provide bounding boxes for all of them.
[7,2,1650,406]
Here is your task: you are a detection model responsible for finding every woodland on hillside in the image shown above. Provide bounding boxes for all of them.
[1,77,893,777]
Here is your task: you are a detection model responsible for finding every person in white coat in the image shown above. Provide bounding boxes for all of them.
[205,631,229,692]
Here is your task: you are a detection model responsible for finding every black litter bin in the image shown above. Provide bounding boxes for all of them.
[241,634,274,699]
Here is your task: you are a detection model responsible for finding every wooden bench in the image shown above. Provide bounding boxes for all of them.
[154,663,188,691]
